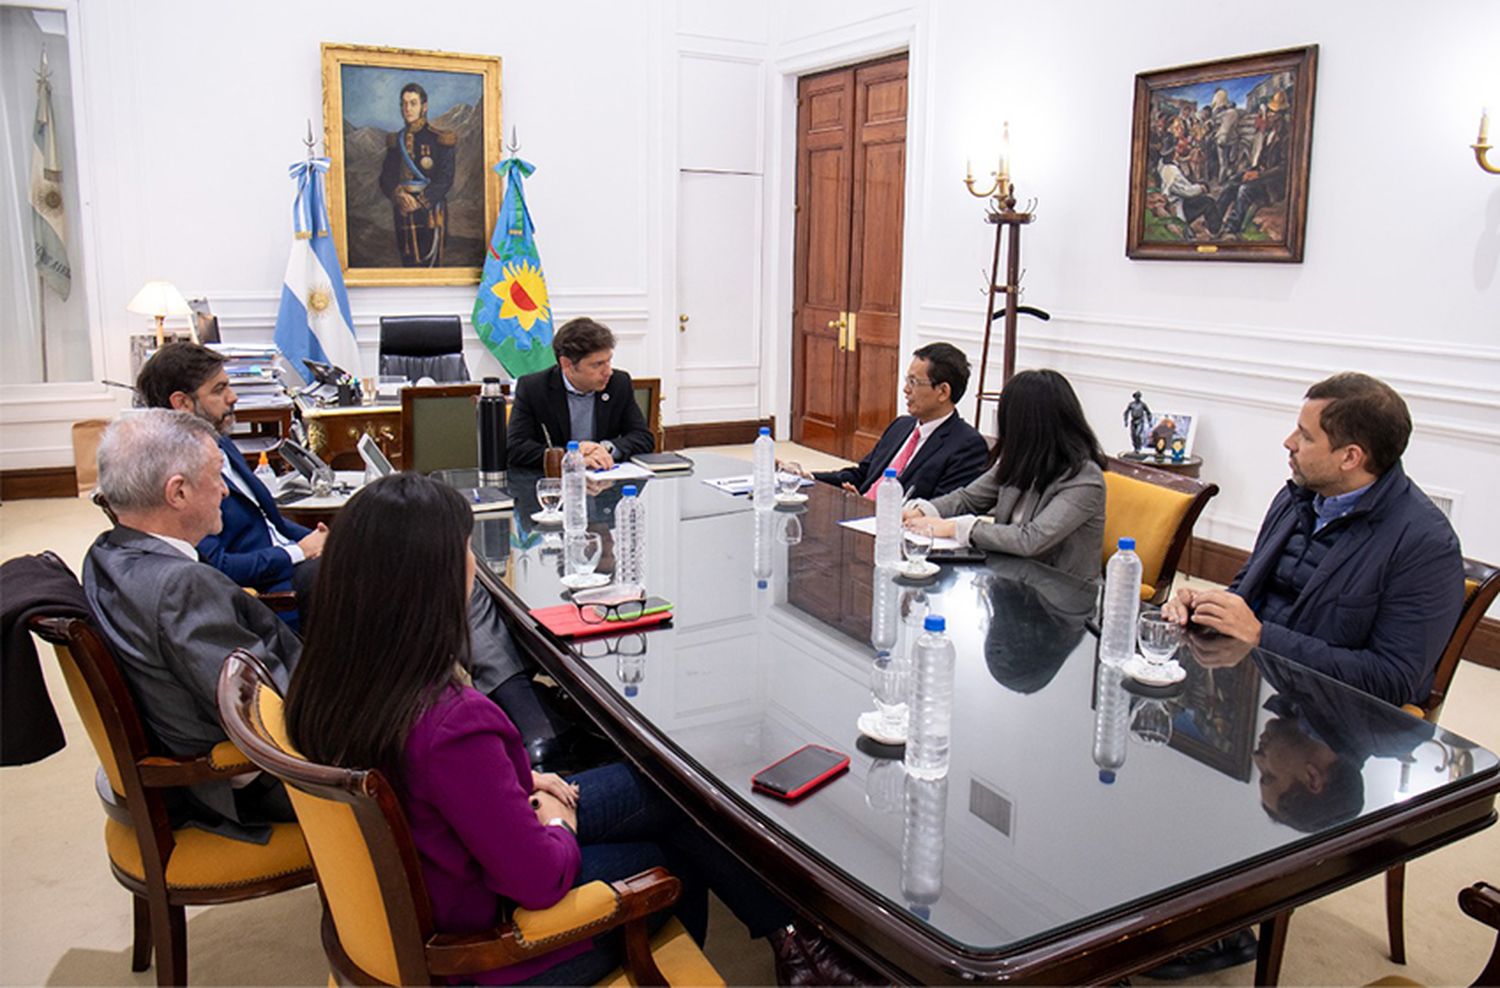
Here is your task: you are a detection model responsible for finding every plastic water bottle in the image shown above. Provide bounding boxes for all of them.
[1092,662,1129,783]
[874,468,903,567]
[905,615,956,780]
[752,509,773,590]
[1099,537,1143,667]
[870,564,899,653]
[752,426,776,511]
[614,484,645,591]
[254,451,276,487]
[901,774,948,920]
[562,441,587,540]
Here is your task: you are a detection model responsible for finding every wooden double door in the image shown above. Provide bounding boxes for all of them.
[792,54,909,461]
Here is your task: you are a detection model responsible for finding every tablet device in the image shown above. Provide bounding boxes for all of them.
[752,744,849,801]
[357,433,395,478]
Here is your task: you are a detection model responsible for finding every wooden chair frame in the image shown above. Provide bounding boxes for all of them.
[632,376,664,451]
[400,383,482,476]
[217,650,688,986]
[27,614,313,986]
[1262,557,1500,980]
[1103,456,1220,604]
[1384,557,1500,965]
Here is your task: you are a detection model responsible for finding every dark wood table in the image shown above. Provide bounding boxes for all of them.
[471,454,1499,985]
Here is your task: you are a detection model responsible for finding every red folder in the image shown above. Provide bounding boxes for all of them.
[529,603,672,639]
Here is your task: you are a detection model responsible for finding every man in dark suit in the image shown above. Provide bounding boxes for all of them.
[136,343,325,624]
[1165,372,1464,708]
[83,409,300,837]
[803,342,988,502]
[506,317,654,470]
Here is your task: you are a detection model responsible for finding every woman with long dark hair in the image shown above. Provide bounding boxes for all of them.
[285,473,871,986]
[903,368,1107,581]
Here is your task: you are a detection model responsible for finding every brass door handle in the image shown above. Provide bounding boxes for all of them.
[846,312,857,352]
[827,313,849,350]
[678,314,689,332]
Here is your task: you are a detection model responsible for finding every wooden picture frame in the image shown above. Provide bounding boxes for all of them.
[1168,658,1263,782]
[321,43,501,286]
[1126,45,1317,262]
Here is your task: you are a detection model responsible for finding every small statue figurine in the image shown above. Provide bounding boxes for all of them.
[1170,436,1187,463]
[1123,391,1152,453]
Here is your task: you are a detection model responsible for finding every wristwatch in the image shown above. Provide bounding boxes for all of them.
[546,817,576,835]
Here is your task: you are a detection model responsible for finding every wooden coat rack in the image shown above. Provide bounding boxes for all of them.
[967,185,1049,426]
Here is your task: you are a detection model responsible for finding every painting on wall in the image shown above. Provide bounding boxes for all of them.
[321,43,501,286]
[1126,45,1317,262]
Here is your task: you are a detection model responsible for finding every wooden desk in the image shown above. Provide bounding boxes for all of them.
[300,401,402,472]
[231,405,293,468]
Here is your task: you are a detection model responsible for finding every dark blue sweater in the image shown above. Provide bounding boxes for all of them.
[1230,462,1464,707]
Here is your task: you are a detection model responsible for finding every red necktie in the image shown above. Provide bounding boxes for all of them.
[865,426,922,500]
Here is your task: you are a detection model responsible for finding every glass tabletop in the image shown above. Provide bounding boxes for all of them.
[473,452,1499,954]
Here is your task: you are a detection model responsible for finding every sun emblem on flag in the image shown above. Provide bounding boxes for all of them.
[307,286,332,318]
[31,180,64,220]
[492,261,550,331]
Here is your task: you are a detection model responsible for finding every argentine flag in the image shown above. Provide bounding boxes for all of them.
[273,157,360,379]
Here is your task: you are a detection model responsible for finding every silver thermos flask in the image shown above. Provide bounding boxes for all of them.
[478,377,507,486]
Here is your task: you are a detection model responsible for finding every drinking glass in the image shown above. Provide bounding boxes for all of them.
[777,513,803,546]
[902,529,934,573]
[871,651,910,738]
[1137,608,1183,669]
[564,532,602,579]
[1129,697,1173,746]
[536,477,563,517]
[777,465,804,500]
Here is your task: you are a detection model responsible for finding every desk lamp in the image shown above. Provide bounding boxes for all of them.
[127,280,192,346]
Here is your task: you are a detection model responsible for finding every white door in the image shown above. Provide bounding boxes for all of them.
[676,171,762,424]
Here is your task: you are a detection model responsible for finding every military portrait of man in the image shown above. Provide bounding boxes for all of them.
[379,82,456,267]
[322,45,501,284]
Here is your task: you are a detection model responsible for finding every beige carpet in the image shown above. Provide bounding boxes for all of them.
[2,443,1495,986]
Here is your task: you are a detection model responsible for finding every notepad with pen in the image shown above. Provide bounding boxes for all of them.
[529,602,673,638]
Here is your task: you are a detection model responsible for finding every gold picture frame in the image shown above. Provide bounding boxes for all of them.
[321,43,501,286]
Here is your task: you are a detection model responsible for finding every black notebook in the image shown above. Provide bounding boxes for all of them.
[632,452,694,473]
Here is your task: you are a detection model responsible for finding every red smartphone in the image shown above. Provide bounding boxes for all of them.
[751,744,850,801]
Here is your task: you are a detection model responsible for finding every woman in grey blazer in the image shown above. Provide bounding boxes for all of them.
[904,369,1107,582]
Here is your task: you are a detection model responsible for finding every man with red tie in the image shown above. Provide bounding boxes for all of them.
[802,342,988,502]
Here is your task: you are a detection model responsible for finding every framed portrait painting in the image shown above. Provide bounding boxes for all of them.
[321,43,502,286]
[1126,45,1317,262]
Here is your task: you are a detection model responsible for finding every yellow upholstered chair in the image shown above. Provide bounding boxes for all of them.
[27,614,314,987]
[1101,457,1220,604]
[1365,881,1500,988]
[216,650,724,987]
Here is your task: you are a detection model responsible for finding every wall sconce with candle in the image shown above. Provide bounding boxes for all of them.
[1475,108,1497,174]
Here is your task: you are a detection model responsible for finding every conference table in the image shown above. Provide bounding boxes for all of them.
[466,453,1500,985]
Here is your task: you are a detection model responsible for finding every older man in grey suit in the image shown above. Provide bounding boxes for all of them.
[84,410,298,836]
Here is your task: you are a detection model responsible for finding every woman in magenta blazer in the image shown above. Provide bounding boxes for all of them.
[284,474,873,985]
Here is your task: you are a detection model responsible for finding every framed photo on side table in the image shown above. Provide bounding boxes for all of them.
[321,43,502,286]
[1126,45,1317,262]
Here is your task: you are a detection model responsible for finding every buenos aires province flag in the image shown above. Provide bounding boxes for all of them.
[473,158,555,377]
[273,158,360,377]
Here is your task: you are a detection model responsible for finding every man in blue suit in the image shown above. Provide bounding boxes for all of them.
[136,344,326,619]
[801,342,988,502]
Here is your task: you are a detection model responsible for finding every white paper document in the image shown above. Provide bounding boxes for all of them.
[588,462,655,482]
[702,473,815,497]
[838,515,965,550]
